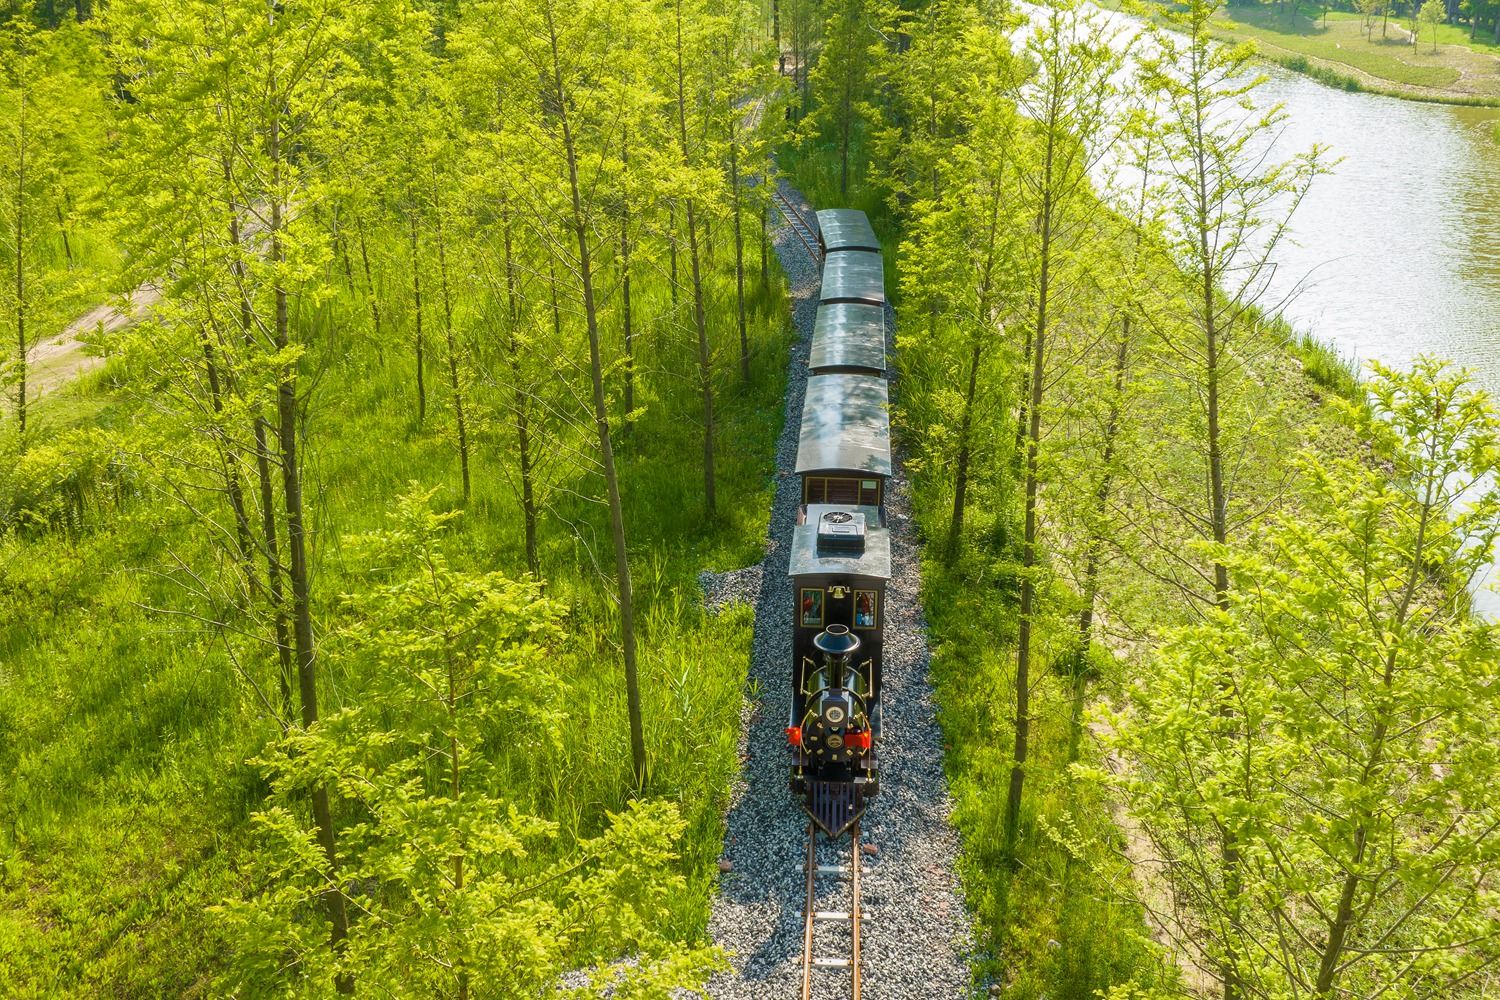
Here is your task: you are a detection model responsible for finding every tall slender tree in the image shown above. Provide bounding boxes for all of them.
[1002,0,1123,860]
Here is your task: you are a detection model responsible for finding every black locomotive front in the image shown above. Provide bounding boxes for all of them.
[787,505,890,837]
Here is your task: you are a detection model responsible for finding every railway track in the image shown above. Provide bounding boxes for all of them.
[773,187,823,265]
[800,821,864,1000]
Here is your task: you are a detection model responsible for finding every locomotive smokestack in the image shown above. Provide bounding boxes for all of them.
[814,623,861,663]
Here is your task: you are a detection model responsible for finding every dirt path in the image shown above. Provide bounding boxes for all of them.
[23,283,159,403]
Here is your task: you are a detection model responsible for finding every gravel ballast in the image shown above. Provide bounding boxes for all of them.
[699,182,975,1000]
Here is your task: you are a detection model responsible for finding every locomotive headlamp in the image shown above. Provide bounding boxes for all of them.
[818,688,853,729]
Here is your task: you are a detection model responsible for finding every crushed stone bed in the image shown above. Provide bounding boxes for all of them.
[699,181,975,1000]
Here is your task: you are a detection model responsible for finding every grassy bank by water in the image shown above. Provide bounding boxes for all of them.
[1121,0,1500,104]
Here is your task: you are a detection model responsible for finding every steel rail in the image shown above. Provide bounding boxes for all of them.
[773,186,823,266]
[800,820,863,1000]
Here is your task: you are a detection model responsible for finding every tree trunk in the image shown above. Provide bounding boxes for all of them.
[332,209,354,293]
[547,255,564,340]
[502,216,540,581]
[409,210,426,425]
[730,115,749,382]
[55,200,72,265]
[198,322,256,583]
[1004,125,1058,862]
[839,96,852,198]
[950,180,1002,563]
[433,193,471,503]
[947,340,982,562]
[1194,117,1240,1000]
[268,115,351,992]
[225,155,295,724]
[677,1,716,516]
[356,214,382,347]
[668,202,680,309]
[1068,318,1132,764]
[14,105,27,439]
[546,3,647,787]
[1075,318,1130,653]
[621,138,636,424]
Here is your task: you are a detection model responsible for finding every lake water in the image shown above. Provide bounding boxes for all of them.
[1252,72,1500,381]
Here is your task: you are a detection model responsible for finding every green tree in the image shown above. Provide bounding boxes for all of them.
[894,11,1023,561]
[1003,0,1125,860]
[1421,0,1445,48]
[806,0,886,197]
[1111,358,1500,999]
[670,0,723,517]
[501,0,650,787]
[220,488,722,997]
[1135,7,1324,995]
[0,17,96,437]
[104,0,399,978]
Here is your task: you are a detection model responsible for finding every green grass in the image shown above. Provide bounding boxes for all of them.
[1221,8,1464,88]
[1121,0,1500,102]
[0,218,792,994]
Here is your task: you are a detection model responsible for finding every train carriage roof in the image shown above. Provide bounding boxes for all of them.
[816,209,880,254]
[819,250,886,307]
[789,505,892,580]
[795,373,892,478]
[810,303,886,375]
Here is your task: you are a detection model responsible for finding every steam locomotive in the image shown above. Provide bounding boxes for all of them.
[786,209,890,839]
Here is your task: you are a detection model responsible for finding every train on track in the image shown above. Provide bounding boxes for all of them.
[785,207,891,841]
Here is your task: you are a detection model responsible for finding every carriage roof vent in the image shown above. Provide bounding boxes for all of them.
[816,509,867,553]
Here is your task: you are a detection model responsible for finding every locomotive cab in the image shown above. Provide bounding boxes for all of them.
[788,504,891,837]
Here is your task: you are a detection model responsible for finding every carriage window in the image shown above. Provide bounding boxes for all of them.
[800,588,824,627]
[805,476,867,505]
[854,590,878,629]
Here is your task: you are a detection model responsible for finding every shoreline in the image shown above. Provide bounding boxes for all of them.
[1096,0,1500,108]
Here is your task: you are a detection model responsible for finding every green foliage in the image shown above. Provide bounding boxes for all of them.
[0,0,792,991]
[218,488,722,996]
[1109,358,1500,998]
[0,15,114,430]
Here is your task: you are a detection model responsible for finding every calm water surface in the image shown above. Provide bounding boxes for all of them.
[1252,72,1500,380]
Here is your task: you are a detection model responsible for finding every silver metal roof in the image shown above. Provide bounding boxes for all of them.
[816,209,880,254]
[795,373,892,477]
[810,303,886,375]
[819,251,885,306]
[789,504,892,579]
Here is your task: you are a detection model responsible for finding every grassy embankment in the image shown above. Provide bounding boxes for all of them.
[787,127,1362,999]
[1123,0,1500,105]
[0,215,791,994]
